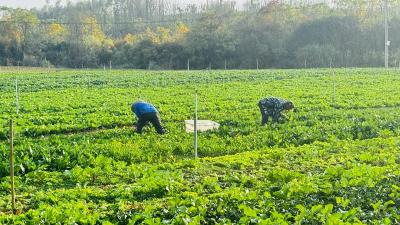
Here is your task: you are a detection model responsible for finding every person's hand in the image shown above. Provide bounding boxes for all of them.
[281,115,289,122]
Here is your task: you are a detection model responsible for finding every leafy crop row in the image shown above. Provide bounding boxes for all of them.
[0,137,399,224]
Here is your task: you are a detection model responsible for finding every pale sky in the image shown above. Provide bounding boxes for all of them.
[0,0,82,9]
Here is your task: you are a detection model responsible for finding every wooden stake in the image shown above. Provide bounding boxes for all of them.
[9,119,16,214]
[15,79,19,115]
[194,91,198,158]
[256,58,259,70]
[333,69,336,107]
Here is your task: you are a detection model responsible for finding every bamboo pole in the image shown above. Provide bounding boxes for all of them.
[15,79,19,115]
[333,73,336,106]
[331,59,336,106]
[256,58,259,70]
[9,119,16,214]
[194,91,198,158]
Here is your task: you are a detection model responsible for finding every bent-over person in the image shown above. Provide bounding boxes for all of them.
[131,101,166,134]
[258,97,295,125]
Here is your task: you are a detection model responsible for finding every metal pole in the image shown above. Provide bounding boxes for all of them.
[9,119,16,214]
[385,0,389,68]
[333,76,336,106]
[331,61,336,106]
[256,58,259,70]
[194,91,198,158]
[187,59,190,72]
[15,79,19,115]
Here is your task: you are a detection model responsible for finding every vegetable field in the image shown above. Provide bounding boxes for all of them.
[0,69,399,224]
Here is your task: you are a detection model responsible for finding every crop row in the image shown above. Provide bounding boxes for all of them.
[0,136,399,224]
[3,68,395,92]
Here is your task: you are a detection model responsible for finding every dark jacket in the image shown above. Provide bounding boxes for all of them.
[258,97,290,123]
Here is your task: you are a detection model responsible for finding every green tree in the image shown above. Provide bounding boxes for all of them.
[288,16,361,67]
[185,11,236,69]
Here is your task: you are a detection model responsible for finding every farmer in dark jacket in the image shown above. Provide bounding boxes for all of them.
[258,97,295,125]
[131,101,166,134]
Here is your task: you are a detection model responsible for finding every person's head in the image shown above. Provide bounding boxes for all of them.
[131,99,143,108]
[283,101,294,110]
[133,99,145,104]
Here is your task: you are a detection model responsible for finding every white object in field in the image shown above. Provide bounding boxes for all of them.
[185,120,220,133]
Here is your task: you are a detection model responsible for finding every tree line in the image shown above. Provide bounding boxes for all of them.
[1,0,400,69]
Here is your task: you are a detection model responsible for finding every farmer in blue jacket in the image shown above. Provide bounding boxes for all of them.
[131,101,166,134]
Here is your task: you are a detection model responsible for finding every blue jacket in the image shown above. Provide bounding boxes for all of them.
[131,101,158,117]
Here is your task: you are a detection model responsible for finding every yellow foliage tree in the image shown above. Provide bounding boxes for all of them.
[157,27,172,43]
[123,33,137,45]
[48,23,67,42]
[124,24,189,46]
[14,31,22,43]
[141,27,160,44]
[177,24,190,34]
[82,16,106,47]
[173,23,190,42]
[103,38,114,49]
